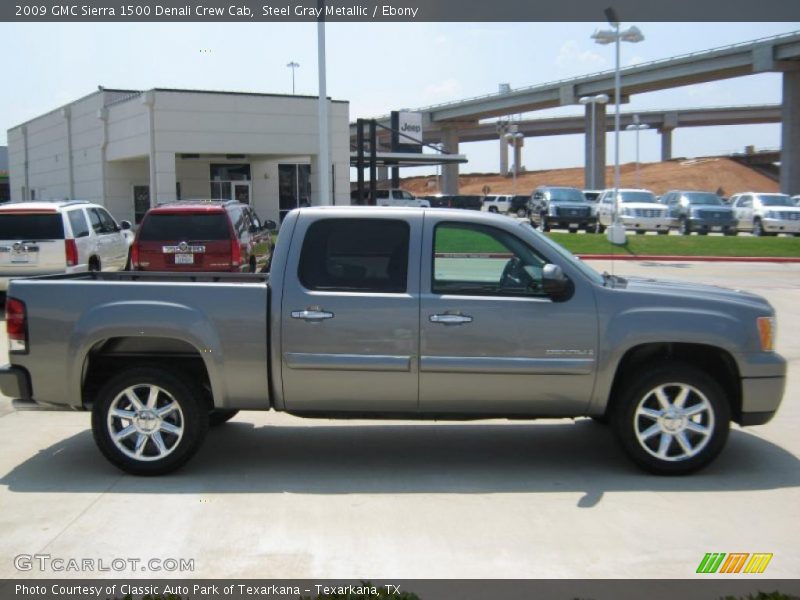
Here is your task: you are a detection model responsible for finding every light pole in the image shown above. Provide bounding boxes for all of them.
[579,93,609,190]
[626,115,649,188]
[592,11,643,244]
[504,129,524,194]
[286,61,300,94]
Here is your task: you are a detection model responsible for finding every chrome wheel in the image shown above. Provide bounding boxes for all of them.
[107,384,184,462]
[633,383,714,462]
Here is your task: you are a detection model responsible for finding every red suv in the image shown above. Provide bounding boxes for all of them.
[130,201,275,272]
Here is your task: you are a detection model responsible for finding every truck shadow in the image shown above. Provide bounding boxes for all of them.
[2,420,798,504]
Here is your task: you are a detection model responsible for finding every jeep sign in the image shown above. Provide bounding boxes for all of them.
[391,110,424,153]
[398,111,423,144]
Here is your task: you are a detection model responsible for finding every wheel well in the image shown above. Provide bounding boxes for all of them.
[88,256,100,269]
[606,343,741,421]
[81,336,213,410]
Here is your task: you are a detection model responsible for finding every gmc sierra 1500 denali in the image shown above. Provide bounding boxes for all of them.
[0,207,786,475]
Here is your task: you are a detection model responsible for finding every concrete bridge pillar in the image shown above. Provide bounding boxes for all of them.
[441,126,460,194]
[659,128,673,161]
[781,70,800,195]
[584,102,606,189]
[499,134,509,177]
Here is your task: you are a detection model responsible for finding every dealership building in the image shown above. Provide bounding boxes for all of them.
[6,87,351,224]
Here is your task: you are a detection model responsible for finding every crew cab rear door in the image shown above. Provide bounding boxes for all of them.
[280,211,421,412]
[419,214,598,416]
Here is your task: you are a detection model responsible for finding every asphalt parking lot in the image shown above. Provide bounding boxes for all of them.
[0,260,797,579]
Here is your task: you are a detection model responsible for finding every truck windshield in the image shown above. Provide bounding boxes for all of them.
[619,191,657,204]
[138,213,230,241]
[0,214,64,240]
[548,189,586,203]
[684,193,723,206]
[756,194,792,207]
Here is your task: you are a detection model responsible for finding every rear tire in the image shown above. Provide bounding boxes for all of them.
[516,208,527,218]
[91,366,208,475]
[88,257,101,272]
[612,362,730,475]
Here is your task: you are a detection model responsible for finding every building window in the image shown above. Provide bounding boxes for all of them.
[210,163,251,202]
[133,185,150,224]
[279,164,311,222]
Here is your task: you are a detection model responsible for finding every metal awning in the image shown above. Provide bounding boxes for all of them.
[349,151,467,167]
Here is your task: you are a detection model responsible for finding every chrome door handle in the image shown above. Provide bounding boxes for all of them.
[430,313,473,325]
[291,309,334,321]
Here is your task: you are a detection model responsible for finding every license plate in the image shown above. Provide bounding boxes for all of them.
[174,254,194,264]
[711,226,722,232]
[569,223,579,228]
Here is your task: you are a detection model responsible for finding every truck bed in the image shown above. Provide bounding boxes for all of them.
[6,271,272,411]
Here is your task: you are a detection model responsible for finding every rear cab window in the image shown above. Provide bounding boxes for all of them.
[138,212,231,241]
[298,218,410,293]
[0,212,65,240]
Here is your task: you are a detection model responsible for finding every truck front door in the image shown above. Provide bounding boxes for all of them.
[418,217,598,416]
[280,213,421,412]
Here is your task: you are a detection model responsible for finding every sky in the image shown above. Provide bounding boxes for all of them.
[1,21,798,178]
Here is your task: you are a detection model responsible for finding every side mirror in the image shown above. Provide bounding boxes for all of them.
[120,220,132,230]
[542,264,573,301]
[263,220,277,231]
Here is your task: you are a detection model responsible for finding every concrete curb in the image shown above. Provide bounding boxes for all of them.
[577,254,800,263]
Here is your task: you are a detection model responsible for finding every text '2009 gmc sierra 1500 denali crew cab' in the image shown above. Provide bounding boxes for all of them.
[0,207,786,475]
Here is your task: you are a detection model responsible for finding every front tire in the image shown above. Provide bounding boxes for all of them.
[612,363,730,475]
[753,218,764,237]
[92,367,209,475]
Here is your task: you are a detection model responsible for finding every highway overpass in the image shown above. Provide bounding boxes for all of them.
[353,31,800,194]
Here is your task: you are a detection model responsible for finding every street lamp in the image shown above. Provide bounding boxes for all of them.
[286,61,300,94]
[626,115,649,188]
[579,93,609,190]
[592,13,644,244]
[504,130,524,194]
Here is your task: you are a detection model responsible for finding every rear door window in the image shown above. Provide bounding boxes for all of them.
[299,218,409,293]
[138,213,231,241]
[0,213,64,240]
[67,209,90,238]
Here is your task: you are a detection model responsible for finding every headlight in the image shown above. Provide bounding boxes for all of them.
[765,210,779,219]
[690,209,703,218]
[548,205,559,216]
[757,316,776,352]
[621,207,633,217]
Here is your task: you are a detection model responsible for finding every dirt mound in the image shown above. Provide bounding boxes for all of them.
[400,157,779,198]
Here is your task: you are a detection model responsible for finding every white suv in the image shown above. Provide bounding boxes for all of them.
[0,201,131,291]
[729,193,800,236]
[481,195,512,213]
[595,188,671,235]
[374,189,430,208]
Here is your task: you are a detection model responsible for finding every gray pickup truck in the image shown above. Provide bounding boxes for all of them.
[0,207,786,476]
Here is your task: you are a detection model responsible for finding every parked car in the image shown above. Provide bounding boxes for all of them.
[530,186,595,232]
[130,200,275,273]
[729,193,800,237]
[0,200,130,291]
[660,190,737,236]
[481,195,513,214]
[374,189,430,208]
[582,190,603,203]
[595,189,671,235]
[1,207,785,476]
